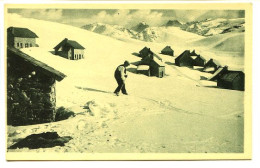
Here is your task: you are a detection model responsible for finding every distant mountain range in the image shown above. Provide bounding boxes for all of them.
[180,18,245,36]
[81,18,245,42]
[165,20,182,27]
[131,21,149,33]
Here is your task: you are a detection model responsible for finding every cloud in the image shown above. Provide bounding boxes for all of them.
[63,9,165,27]
[195,10,245,21]
[11,9,244,27]
[173,10,209,22]
[19,9,63,21]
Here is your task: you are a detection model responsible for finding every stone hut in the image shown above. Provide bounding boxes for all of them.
[7,46,66,126]
[7,27,38,49]
[161,46,174,56]
[54,38,85,60]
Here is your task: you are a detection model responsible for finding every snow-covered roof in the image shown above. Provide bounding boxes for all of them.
[137,65,149,70]
[8,46,66,81]
[153,53,162,61]
[203,67,215,72]
[191,56,197,60]
[8,27,38,38]
[153,57,165,66]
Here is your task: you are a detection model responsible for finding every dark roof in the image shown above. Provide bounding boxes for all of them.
[195,55,206,61]
[140,55,152,65]
[175,50,190,62]
[208,66,228,81]
[220,71,244,82]
[139,46,150,53]
[161,46,173,52]
[66,40,85,49]
[205,58,221,66]
[8,27,38,38]
[54,38,85,50]
[190,50,199,56]
[8,46,66,81]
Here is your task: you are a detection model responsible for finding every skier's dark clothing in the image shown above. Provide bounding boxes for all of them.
[114,64,128,95]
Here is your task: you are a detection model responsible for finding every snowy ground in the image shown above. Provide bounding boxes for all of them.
[7,14,244,153]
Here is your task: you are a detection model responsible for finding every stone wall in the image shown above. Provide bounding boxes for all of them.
[7,54,56,126]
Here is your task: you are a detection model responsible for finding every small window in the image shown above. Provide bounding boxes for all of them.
[30,43,32,47]
[17,43,19,47]
[20,43,23,48]
[25,43,28,48]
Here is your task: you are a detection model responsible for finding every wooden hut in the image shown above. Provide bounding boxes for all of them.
[175,50,194,67]
[217,70,245,91]
[192,55,206,67]
[140,56,165,78]
[54,38,85,60]
[207,66,228,81]
[7,27,38,49]
[150,58,165,78]
[161,46,174,56]
[203,58,221,73]
[139,46,153,58]
[7,46,66,126]
[190,50,199,56]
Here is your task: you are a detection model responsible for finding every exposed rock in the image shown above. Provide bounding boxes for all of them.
[9,132,72,149]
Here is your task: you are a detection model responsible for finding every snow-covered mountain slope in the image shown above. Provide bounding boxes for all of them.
[82,22,204,43]
[6,14,244,154]
[191,32,244,53]
[81,23,137,41]
[134,26,204,43]
[181,18,245,36]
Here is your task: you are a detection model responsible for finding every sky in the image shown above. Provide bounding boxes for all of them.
[8,9,245,28]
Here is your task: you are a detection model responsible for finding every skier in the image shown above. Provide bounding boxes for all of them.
[114,60,130,96]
